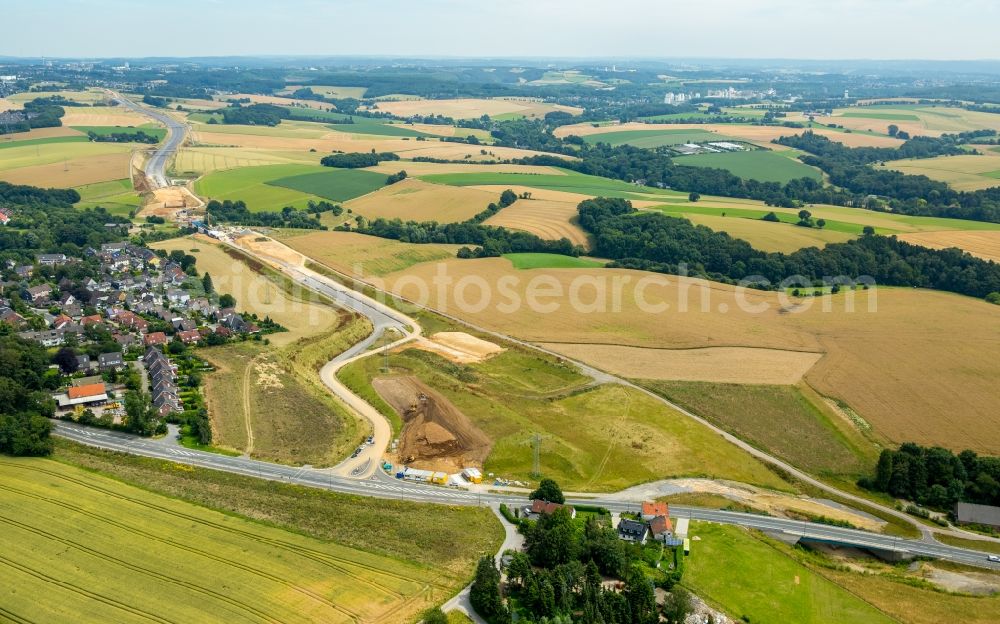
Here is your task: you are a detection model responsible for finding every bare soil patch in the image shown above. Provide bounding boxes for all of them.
[373,376,492,472]
[410,331,504,364]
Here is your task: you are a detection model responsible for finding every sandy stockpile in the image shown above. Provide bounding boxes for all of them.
[410,332,504,364]
[367,162,563,177]
[897,230,1000,262]
[0,152,131,187]
[152,236,338,345]
[375,97,580,119]
[539,344,822,385]
[139,187,202,219]
[373,376,491,472]
[344,178,499,224]
[233,233,307,268]
[386,258,1000,453]
[484,197,591,247]
[61,108,152,127]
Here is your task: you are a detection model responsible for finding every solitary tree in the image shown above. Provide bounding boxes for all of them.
[530,478,565,504]
[202,272,214,294]
[688,192,701,202]
[888,124,899,137]
[219,293,236,309]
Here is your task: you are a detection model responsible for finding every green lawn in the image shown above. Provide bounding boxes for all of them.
[676,150,822,184]
[71,125,167,141]
[581,128,739,148]
[267,168,388,202]
[194,163,325,212]
[0,134,88,149]
[74,178,141,217]
[504,253,605,269]
[684,523,897,624]
[420,169,686,200]
[639,381,877,477]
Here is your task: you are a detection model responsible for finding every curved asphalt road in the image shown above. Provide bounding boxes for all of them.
[110,92,187,189]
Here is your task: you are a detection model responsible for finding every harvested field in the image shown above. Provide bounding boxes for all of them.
[539,344,822,385]
[365,161,563,177]
[385,259,1000,453]
[554,121,905,148]
[374,98,581,120]
[278,230,462,277]
[0,457,442,624]
[279,85,368,99]
[666,212,854,252]
[484,197,591,247]
[0,140,131,172]
[677,150,822,183]
[0,151,131,187]
[151,236,340,345]
[877,153,1000,191]
[0,126,84,141]
[411,331,505,364]
[219,92,333,110]
[171,146,318,175]
[897,230,1000,262]
[826,105,1000,136]
[373,375,492,472]
[61,107,152,127]
[345,178,499,223]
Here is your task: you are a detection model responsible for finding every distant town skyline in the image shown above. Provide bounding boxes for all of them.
[3,0,1000,61]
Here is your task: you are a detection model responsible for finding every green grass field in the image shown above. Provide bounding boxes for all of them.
[0,134,88,150]
[676,150,822,184]
[267,168,388,202]
[581,128,739,148]
[339,345,789,492]
[420,169,685,201]
[640,381,877,477]
[71,125,167,141]
[0,456,473,624]
[683,523,897,624]
[74,178,141,217]
[504,253,605,269]
[194,163,326,212]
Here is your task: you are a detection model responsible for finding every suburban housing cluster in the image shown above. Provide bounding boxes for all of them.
[523,499,689,547]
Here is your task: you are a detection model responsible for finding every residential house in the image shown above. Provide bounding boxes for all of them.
[98,352,124,372]
[177,329,201,344]
[26,285,52,304]
[522,499,577,520]
[55,382,109,409]
[51,313,73,330]
[641,501,669,521]
[37,253,67,266]
[617,519,649,543]
[166,288,190,306]
[14,265,33,279]
[75,354,93,372]
[0,307,25,328]
[144,331,168,347]
[649,515,674,543]
[18,329,64,347]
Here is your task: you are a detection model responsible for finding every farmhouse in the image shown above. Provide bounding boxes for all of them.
[955,502,1000,529]
[522,499,577,520]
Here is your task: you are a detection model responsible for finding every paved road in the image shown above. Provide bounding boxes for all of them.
[110,92,187,189]
[52,421,1000,570]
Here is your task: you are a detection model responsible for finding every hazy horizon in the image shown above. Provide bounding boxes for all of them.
[4,0,999,61]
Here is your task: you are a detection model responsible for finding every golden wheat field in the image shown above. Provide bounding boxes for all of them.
[277,230,463,278]
[897,230,1000,262]
[344,178,499,223]
[384,257,1000,453]
[483,197,591,247]
[373,97,581,119]
[877,153,1000,191]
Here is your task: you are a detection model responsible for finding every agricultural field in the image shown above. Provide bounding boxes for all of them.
[151,236,342,345]
[372,97,582,120]
[171,146,320,176]
[269,167,389,202]
[822,104,1000,137]
[345,178,500,223]
[659,211,854,252]
[5,88,109,105]
[385,259,1000,454]
[675,149,822,183]
[277,230,462,277]
[641,381,877,476]
[503,253,605,269]
[74,178,141,217]
[897,230,1000,262]
[876,153,1000,191]
[60,106,153,127]
[341,345,789,491]
[0,140,133,187]
[0,457,458,624]
[194,163,326,211]
[683,523,897,624]
[581,127,740,148]
[555,121,905,148]
[279,84,368,99]
[419,170,685,201]
[70,124,166,141]
[484,197,592,247]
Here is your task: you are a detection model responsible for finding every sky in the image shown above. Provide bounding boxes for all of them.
[3,0,999,60]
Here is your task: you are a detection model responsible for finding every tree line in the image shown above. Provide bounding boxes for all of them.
[577,197,1000,300]
[87,130,160,144]
[320,151,400,168]
[860,443,1000,511]
[0,331,55,457]
[206,199,326,230]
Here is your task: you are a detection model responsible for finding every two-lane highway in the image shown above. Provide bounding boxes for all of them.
[110,91,187,188]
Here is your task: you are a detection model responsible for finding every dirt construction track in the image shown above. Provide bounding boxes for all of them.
[373,376,491,472]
